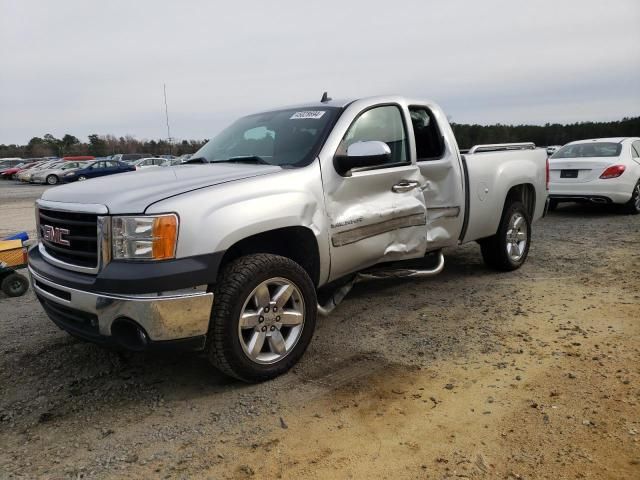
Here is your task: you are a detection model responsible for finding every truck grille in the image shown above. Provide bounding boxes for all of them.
[39,208,99,268]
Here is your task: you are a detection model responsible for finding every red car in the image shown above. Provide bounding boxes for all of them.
[1,162,41,180]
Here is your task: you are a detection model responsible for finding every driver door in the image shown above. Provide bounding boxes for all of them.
[323,104,428,281]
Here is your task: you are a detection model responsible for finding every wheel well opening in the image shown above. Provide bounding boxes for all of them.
[218,227,320,286]
[505,184,536,219]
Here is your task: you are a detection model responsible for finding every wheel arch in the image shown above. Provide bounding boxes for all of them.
[217,226,321,287]
[504,183,536,220]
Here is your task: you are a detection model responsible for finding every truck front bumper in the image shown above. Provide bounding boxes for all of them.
[29,267,214,351]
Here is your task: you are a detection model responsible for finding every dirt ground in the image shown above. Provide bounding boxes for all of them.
[0,180,638,479]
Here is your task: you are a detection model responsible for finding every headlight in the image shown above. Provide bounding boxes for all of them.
[111,214,178,260]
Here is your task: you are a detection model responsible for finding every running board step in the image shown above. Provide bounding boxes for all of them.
[317,252,445,317]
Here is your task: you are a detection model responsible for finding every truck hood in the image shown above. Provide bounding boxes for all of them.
[40,163,282,214]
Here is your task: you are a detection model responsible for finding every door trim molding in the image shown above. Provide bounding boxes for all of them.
[331,213,427,247]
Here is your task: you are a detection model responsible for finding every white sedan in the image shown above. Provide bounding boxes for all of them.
[548,137,640,214]
[131,157,167,170]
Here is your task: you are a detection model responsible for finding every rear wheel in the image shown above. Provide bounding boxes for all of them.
[480,201,531,271]
[1,273,29,297]
[623,180,640,215]
[207,254,317,382]
[46,174,59,185]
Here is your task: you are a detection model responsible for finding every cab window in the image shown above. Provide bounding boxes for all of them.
[338,105,408,165]
[409,106,445,160]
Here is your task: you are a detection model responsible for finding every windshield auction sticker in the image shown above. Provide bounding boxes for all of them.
[290,111,326,120]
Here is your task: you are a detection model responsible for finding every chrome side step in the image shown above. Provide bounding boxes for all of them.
[317,252,445,317]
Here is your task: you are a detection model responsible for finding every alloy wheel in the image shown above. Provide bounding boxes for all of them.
[505,212,528,262]
[237,277,305,364]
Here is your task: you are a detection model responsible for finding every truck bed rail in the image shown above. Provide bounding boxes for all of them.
[467,142,536,154]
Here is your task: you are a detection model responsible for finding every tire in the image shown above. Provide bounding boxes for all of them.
[547,198,558,211]
[623,180,640,215]
[1,273,29,297]
[480,201,532,271]
[207,253,317,382]
[77,175,87,181]
[46,174,59,185]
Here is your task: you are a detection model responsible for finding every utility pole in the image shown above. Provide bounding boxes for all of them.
[163,83,172,155]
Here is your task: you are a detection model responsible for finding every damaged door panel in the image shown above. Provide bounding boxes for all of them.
[322,104,428,281]
[409,105,466,248]
[325,164,428,280]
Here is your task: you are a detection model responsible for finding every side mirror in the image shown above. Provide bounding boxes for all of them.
[334,140,391,175]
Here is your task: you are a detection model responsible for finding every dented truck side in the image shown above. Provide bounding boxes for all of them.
[28,95,548,382]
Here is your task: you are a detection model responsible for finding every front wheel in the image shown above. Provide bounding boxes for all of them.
[480,201,532,271]
[623,180,640,215]
[77,175,87,181]
[207,254,317,382]
[1,273,29,297]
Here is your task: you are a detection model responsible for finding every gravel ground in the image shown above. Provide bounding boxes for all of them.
[0,181,638,479]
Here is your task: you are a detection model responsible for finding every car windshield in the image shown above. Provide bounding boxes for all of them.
[552,142,622,158]
[192,107,341,167]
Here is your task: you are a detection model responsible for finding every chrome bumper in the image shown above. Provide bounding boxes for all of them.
[29,267,214,342]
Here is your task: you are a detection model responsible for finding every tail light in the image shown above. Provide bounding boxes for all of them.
[545,157,550,190]
[599,165,625,179]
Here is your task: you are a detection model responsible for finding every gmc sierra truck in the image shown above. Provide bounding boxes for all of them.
[28,95,549,382]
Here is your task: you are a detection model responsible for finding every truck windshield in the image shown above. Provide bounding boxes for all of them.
[192,107,341,167]
[552,142,622,158]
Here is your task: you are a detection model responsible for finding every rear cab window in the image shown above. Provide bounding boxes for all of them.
[409,106,445,161]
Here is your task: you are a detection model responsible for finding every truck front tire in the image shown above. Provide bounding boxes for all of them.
[207,253,317,382]
[479,201,531,271]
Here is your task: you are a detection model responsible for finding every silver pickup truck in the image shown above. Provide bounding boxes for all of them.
[28,95,549,382]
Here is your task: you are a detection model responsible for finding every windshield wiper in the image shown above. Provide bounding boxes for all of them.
[184,157,208,164]
[215,155,272,165]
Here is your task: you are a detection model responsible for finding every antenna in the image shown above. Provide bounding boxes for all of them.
[320,91,331,103]
[163,83,172,154]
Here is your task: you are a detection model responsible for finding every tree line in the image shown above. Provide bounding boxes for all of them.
[451,116,639,149]
[0,134,207,159]
[1,116,638,158]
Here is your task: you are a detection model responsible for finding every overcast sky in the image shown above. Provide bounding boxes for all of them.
[1,0,639,144]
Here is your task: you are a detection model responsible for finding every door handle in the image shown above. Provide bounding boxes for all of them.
[392,180,420,193]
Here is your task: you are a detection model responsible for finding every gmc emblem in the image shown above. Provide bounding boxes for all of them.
[42,225,70,246]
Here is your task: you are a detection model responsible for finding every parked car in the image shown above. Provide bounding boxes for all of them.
[111,153,152,163]
[0,159,26,178]
[62,160,135,182]
[8,161,47,180]
[131,157,167,170]
[546,145,562,156]
[1,161,40,180]
[17,160,61,182]
[31,161,90,185]
[161,158,186,167]
[0,158,23,171]
[175,154,193,163]
[548,137,640,213]
[28,95,548,383]
[62,155,95,162]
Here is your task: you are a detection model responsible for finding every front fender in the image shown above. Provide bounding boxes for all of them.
[146,164,331,284]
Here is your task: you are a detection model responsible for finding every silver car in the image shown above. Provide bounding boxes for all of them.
[31,161,89,185]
